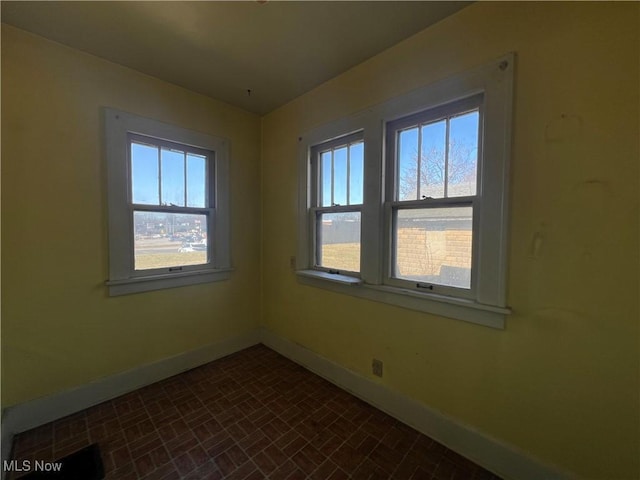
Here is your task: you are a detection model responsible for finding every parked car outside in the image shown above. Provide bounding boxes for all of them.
[178,243,207,253]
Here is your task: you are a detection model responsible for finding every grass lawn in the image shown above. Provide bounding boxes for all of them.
[135,252,207,270]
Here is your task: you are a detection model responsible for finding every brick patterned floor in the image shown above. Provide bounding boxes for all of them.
[9,345,501,479]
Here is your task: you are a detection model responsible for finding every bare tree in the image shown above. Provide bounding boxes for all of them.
[398,139,477,200]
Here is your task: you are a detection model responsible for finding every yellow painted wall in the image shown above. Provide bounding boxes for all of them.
[2,3,639,478]
[261,3,639,479]
[1,25,262,406]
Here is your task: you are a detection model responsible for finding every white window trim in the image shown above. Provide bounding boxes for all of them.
[104,108,232,296]
[297,53,514,329]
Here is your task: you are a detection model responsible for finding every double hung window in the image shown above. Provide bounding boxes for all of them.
[310,133,364,276]
[105,109,231,295]
[298,55,514,327]
[129,134,212,273]
[386,95,482,296]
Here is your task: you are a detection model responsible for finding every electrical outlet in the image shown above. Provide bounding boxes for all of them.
[289,256,296,270]
[372,358,383,377]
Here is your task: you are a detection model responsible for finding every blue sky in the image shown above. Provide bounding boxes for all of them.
[320,142,364,207]
[317,111,477,207]
[398,110,479,200]
[131,142,207,208]
[131,113,475,212]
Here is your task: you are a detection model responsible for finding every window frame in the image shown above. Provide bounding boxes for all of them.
[128,133,215,278]
[310,131,364,277]
[384,94,484,299]
[297,54,514,328]
[104,108,232,296]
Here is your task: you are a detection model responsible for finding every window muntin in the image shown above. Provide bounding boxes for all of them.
[386,95,482,295]
[394,98,481,202]
[397,110,479,201]
[311,132,363,275]
[319,140,364,207]
[130,135,211,208]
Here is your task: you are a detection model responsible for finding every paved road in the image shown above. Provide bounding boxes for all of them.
[135,238,185,255]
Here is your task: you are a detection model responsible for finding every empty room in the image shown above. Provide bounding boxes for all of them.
[1,2,638,479]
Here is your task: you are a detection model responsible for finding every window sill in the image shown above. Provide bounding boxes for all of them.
[296,271,509,329]
[297,269,363,285]
[107,268,233,296]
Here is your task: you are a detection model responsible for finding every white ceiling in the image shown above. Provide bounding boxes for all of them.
[1,1,471,115]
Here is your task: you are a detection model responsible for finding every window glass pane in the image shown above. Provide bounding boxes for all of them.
[161,148,185,206]
[317,211,360,272]
[133,211,208,270]
[348,142,364,205]
[333,147,347,206]
[448,110,479,197]
[394,206,472,289]
[421,120,446,199]
[187,154,207,208]
[321,151,332,207]
[397,127,418,201]
[131,142,159,205]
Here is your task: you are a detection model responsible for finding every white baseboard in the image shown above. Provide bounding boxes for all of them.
[1,330,261,456]
[1,327,573,480]
[260,327,573,480]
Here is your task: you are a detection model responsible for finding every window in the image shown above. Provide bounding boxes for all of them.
[310,132,364,276]
[297,54,514,328]
[386,95,482,296]
[105,109,231,295]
